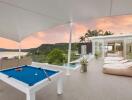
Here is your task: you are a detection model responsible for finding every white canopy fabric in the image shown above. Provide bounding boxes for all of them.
[0,0,132,42]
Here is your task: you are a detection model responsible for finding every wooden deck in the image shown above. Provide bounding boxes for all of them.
[0,58,132,100]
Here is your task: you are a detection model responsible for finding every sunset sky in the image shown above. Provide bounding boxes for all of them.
[0,15,132,49]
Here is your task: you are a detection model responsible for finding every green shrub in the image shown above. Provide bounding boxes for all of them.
[127,53,132,59]
[94,51,101,59]
[47,49,66,65]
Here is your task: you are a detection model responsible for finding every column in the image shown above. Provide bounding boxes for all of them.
[81,45,87,55]
[102,40,105,58]
[57,77,63,94]
[123,39,127,59]
[113,42,115,53]
[26,91,35,100]
[97,42,100,53]
[92,41,95,56]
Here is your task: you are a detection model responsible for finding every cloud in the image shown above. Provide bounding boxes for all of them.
[21,36,43,49]
[94,15,132,33]
[0,37,18,49]
[0,15,132,49]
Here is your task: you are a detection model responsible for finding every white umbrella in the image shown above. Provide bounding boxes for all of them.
[0,0,132,42]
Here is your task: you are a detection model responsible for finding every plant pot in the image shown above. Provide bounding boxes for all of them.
[95,56,98,59]
[80,64,87,72]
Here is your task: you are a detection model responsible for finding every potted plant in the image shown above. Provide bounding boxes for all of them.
[80,57,88,72]
[95,51,99,59]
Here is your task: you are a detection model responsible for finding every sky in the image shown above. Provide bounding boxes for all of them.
[0,15,132,49]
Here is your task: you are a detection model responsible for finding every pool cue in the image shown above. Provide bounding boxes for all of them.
[43,69,51,81]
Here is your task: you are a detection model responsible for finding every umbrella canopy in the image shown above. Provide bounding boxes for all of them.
[0,0,132,41]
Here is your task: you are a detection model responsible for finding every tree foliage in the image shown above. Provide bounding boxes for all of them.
[28,43,79,64]
[47,49,66,65]
[80,29,113,43]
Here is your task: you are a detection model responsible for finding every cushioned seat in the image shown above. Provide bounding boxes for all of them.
[103,62,132,77]
[104,57,124,62]
[104,59,128,64]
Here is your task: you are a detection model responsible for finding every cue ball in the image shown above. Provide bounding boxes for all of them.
[35,73,38,76]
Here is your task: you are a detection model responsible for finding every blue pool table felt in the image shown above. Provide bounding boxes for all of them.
[0,65,59,86]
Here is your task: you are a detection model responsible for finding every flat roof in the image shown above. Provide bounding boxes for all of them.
[89,34,132,41]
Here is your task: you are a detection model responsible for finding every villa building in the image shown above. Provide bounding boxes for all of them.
[80,34,132,59]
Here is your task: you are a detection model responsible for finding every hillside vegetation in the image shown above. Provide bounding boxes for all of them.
[27,43,79,65]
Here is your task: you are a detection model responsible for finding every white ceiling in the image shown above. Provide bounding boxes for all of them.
[0,0,132,42]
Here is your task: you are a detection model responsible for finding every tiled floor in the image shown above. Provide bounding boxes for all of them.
[0,58,132,100]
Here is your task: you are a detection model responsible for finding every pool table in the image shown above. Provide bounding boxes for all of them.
[0,65,63,100]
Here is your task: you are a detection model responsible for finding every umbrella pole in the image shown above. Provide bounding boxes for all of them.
[18,42,21,60]
[66,22,73,76]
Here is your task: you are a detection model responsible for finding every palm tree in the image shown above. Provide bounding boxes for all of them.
[80,36,86,43]
[80,29,113,43]
[84,29,103,41]
[84,30,91,41]
[104,31,113,35]
[87,30,93,37]
[98,29,104,36]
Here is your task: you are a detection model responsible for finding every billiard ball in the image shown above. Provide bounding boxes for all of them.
[35,73,38,76]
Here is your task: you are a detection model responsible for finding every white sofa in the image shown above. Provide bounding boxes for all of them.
[103,62,132,77]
